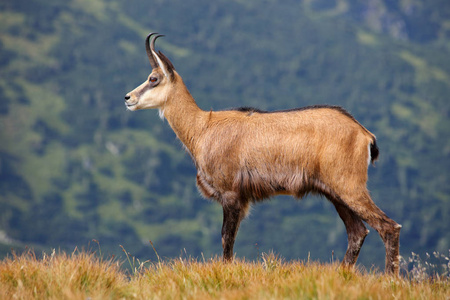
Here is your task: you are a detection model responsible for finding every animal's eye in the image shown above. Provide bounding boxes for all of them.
[149,77,158,83]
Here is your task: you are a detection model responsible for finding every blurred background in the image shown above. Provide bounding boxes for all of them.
[0,0,449,270]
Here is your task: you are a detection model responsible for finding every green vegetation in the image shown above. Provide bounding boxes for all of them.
[0,0,449,270]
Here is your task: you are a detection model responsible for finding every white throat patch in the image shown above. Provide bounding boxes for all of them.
[158,107,165,120]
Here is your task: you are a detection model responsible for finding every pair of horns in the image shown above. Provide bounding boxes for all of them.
[145,32,164,69]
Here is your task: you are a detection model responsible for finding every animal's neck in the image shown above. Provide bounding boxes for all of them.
[162,79,206,155]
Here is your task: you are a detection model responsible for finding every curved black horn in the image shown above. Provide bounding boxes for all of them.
[145,32,159,69]
[150,34,165,54]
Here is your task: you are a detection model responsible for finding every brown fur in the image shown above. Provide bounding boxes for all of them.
[125,34,401,274]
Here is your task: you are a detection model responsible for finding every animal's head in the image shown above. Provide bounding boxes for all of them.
[125,33,176,111]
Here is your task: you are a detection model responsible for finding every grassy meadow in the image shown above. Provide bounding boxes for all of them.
[0,248,448,300]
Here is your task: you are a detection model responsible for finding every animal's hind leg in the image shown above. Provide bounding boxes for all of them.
[332,201,369,268]
[341,190,401,275]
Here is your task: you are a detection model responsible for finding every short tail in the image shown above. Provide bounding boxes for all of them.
[370,138,379,165]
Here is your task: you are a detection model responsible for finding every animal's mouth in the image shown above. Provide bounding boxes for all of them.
[125,101,138,110]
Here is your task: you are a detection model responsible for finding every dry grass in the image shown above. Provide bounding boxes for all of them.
[1,249,449,299]
[0,249,130,299]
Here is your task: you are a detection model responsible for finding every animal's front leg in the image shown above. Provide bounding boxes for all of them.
[221,204,245,262]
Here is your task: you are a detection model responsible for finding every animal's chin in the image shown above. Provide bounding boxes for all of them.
[125,102,138,111]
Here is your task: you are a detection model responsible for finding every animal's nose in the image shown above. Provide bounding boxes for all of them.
[125,94,131,100]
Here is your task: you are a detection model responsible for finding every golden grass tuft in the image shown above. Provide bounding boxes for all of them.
[0,249,130,299]
[1,249,449,299]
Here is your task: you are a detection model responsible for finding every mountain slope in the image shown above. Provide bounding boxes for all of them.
[0,0,448,268]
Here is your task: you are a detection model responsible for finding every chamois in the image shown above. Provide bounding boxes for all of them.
[124,33,401,274]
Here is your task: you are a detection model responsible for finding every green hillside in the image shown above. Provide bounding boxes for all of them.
[0,0,449,270]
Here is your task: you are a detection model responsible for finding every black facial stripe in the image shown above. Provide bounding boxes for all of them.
[136,83,152,98]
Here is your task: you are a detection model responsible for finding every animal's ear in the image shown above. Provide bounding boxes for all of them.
[145,33,175,82]
[154,50,175,82]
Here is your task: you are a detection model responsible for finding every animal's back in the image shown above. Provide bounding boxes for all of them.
[206,105,375,162]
